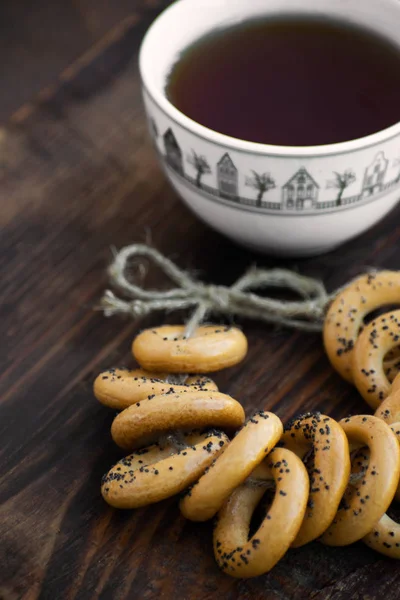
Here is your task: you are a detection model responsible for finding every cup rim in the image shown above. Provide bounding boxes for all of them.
[139,0,400,158]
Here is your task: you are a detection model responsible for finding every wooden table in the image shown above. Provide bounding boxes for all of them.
[1,6,400,599]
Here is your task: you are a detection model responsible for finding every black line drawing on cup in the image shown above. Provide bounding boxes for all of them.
[361,151,388,197]
[217,153,239,199]
[282,168,319,210]
[187,150,212,188]
[163,128,184,176]
[245,170,276,206]
[326,169,357,206]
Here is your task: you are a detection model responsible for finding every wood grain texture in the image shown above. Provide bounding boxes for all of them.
[0,0,171,123]
[1,9,400,600]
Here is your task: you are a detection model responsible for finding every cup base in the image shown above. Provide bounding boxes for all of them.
[163,167,400,258]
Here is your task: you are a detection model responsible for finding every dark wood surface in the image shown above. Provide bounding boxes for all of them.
[0,0,164,123]
[1,7,400,600]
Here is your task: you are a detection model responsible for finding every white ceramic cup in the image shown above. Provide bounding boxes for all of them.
[139,0,400,257]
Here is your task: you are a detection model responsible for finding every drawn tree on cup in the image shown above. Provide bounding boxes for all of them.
[326,169,356,206]
[187,150,211,187]
[245,170,276,206]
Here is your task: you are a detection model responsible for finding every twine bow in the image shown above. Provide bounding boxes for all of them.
[100,244,336,335]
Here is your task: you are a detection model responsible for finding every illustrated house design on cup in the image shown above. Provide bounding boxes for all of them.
[282,167,319,210]
[163,128,184,176]
[155,121,400,217]
[362,151,389,197]
[217,153,239,199]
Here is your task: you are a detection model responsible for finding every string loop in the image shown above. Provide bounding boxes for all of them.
[101,243,333,332]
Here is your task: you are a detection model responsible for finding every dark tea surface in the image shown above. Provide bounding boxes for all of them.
[166,16,400,146]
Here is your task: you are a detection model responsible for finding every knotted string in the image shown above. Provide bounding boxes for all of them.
[100,243,341,334]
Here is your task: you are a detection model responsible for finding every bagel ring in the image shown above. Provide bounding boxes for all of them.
[323,271,400,383]
[213,448,309,578]
[362,412,400,557]
[111,390,245,450]
[383,345,400,383]
[94,368,218,410]
[180,412,283,522]
[391,371,400,395]
[363,513,400,559]
[102,430,229,509]
[375,379,400,427]
[352,309,400,408]
[321,415,400,546]
[132,325,248,373]
[375,383,400,502]
[281,412,350,547]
